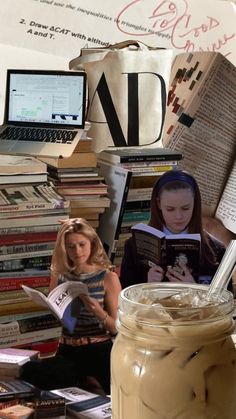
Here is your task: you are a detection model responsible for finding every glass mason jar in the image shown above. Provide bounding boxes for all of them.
[111,283,236,419]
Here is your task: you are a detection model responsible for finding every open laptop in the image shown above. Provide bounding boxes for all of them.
[0,69,87,158]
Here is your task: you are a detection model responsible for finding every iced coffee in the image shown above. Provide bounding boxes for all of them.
[111,283,236,419]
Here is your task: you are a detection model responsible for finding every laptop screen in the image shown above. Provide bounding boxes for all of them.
[5,69,87,128]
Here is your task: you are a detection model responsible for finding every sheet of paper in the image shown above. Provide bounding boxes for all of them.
[0,0,235,62]
[0,0,235,122]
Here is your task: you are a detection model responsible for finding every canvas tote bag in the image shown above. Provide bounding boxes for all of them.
[69,40,173,152]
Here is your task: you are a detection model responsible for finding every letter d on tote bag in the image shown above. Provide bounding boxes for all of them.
[69,41,173,152]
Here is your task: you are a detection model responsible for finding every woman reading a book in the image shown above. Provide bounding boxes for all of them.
[120,170,227,288]
[21,218,121,395]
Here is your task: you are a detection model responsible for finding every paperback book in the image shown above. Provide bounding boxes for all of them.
[51,387,111,419]
[0,379,37,401]
[0,348,39,377]
[98,147,182,164]
[131,223,201,279]
[22,281,88,334]
[26,390,66,419]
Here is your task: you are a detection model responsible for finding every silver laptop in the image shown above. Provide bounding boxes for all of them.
[0,69,87,158]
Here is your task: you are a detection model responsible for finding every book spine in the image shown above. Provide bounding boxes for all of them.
[131,171,167,177]
[0,249,53,262]
[1,214,68,228]
[121,160,179,168]
[0,366,22,378]
[0,314,61,336]
[0,209,68,219]
[0,184,69,212]
[125,200,151,211]
[0,310,51,324]
[0,255,52,273]
[0,287,49,303]
[0,270,50,279]
[0,225,60,235]
[0,327,62,348]
[0,242,55,256]
[0,276,50,292]
[122,210,150,223]
[127,188,153,201]
[126,165,175,173]
[0,232,57,245]
[16,338,59,356]
[119,154,182,163]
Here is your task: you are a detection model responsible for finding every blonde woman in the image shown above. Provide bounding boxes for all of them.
[22,218,121,394]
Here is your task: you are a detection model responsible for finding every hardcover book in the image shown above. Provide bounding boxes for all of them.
[26,390,66,419]
[98,147,182,164]
[0,155,47,174]
[22,281,88,334]
[39,152,97,169]
[131,223,201,279]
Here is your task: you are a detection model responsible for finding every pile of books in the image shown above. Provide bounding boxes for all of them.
[97,147,182,267]
[0,378,66,418]
[0,379,111,418]
[0,157,69,356]
[41,122,110,230]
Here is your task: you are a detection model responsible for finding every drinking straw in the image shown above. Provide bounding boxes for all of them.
[207,240,236,298]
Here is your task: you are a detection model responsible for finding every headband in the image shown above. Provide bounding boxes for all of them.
[155,170,196,194]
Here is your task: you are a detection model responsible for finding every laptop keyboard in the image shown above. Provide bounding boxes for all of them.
[0,127,77,144]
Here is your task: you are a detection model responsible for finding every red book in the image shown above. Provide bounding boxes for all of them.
[0,276,50,292]
[0,232,57,246]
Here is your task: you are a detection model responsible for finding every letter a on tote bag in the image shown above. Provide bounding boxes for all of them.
[69,40,173,152]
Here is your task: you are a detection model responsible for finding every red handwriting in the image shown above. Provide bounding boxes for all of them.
[115,0,235,57]
[178,15,219,38]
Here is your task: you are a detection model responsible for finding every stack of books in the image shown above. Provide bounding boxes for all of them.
[97,147,182,267]
[0,381,110,418]
[40,123,110,230]
[0,156,48,186]
[0,179,69,356]
[0,379,66,418]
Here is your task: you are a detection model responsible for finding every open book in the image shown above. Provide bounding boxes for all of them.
[162,51,236,235]
[131,223,201,279]
[22,281,88,334]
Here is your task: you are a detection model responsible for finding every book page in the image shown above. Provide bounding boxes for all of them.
[215,160,236,234]
[163,53,236,220]
[22,281,88,324]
